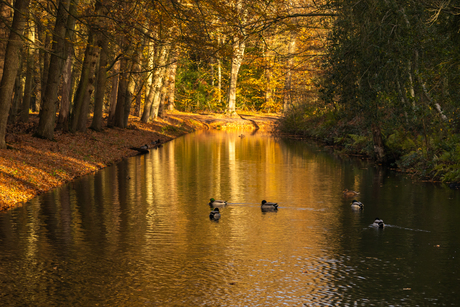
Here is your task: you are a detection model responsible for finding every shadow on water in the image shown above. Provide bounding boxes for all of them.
[1,130,460,306]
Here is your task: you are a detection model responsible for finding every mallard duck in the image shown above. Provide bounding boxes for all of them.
[209,198,227,207]
[209,208,221,220]
[351,199,364,210]
[372,218,385,228]
[129,145,149,154]
[343,189,360,197]
[261,200,278,211]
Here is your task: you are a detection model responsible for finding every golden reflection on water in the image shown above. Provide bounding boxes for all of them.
[2,129,460,305]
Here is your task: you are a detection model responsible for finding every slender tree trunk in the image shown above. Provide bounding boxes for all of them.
[158,79,168,118]
[9,58,23,124]
[40,29,51,110]
[56,0,77,131]
[0,0,14,79]
[167,47,178,111]
[150,54,170,120]
[36,0,71,140]
[217,58,222,106]
[0,0,30,149]
[107,60,119,127]
[57,51,73,131]
[71,32,98,132]
[372,123,386,162]
[227,36,245,115]
[122,49,140,127]
[90,34,108,131]
[21,19,36,123]
[114,55,127,128]
[142,41,170,122]
[263,40,274,111]
[283,32,296,113]
[134,83,142,117]
[140,35,158,123]
[413,49,447,121]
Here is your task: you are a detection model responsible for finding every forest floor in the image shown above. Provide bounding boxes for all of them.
[0,111,279,211]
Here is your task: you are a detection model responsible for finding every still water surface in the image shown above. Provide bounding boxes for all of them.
[1,130,460,306]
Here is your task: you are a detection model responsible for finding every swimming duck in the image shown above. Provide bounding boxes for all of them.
[351,200,364,210]
[343,189,360,197]
[261,200,278,211]
[140,144,149,150]
[209,208,221,220]
[209,198,227,207]
[372,218,385,228]
[239,134,245,138]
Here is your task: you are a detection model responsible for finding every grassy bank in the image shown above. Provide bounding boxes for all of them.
[276,104,460,188]
[0,111,278,211]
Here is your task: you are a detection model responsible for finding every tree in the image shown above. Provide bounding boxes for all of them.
[35,0,72,140]
[0,0,30,149]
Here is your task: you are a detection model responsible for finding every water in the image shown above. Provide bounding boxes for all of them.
[1,130,460,306]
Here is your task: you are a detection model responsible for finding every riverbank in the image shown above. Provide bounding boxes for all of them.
[0,111,279,211]
[277,105,460,189]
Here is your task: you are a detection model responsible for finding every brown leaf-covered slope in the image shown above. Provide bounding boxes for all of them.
[0,112,278,210]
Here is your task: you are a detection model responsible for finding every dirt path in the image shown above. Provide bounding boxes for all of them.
[0,111,279,211]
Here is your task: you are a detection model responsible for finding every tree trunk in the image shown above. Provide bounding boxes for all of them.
[70,32,98,132]
[167,48,178,111]
[217,58,222,106]
[150,61,169,120]
[114,55,127,128]
[21,19,36,123]
[0,0,13,79]
[40,29,51,110]
[57,50,73,131]
[56,0,77,131]
[90,34,108,131]
[372,123,386,162]
[36,0,71,140]
[122,49,140,127]
[107,60,119,127]
[141,41,170,122]
[263,40,274,111]
[9,59,23,124]
[0,0,30,149]
[158,80,168,118]
[227,36,245,115]
[283,32,296,113]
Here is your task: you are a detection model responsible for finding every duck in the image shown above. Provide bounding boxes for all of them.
[209,198,227,207]
[209,208,221,220]
[372,218,385,228]
[239,134,245,138]
[129,145,149,154]
[151,139,161,146]
[261,200,278,211]
[343,189,360,197]
[351,199,364,210]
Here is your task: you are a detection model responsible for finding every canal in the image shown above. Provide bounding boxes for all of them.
[1,130,459,306]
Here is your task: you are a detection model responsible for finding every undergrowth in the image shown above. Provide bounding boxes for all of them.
[276,104,460,185]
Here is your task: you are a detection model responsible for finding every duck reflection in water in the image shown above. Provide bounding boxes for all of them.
[209,208,221,220]
[343,189,360,197]
[261,200,278,211]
